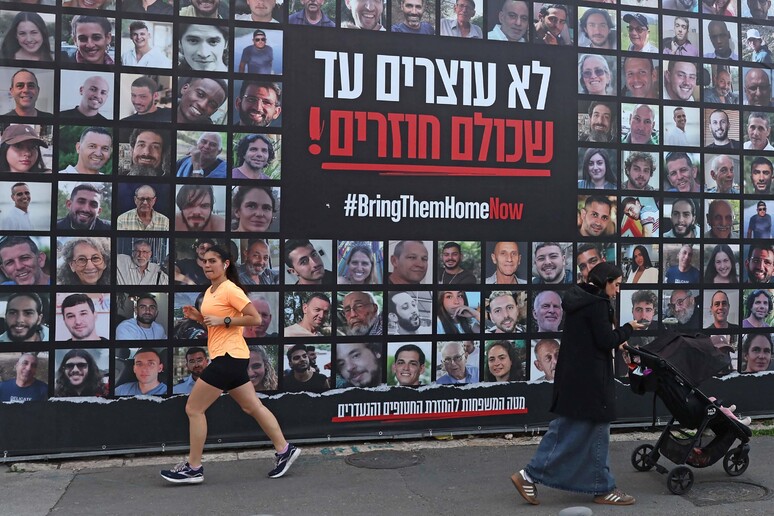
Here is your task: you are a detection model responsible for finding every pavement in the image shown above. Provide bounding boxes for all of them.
[2,430,773,516]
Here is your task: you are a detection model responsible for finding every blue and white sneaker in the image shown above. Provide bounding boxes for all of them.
[268,444,301,478]
[160,462,204,484]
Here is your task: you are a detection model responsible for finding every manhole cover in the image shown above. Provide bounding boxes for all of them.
[345,450,425,469]
[685,481,770,506]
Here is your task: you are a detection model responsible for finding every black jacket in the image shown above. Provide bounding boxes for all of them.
[550,283,633,422]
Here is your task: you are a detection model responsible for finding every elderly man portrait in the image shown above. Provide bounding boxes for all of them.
[441,0,482,38]
[744,68,773,106]
[623,13,658,52]
[176,132,226,178]
[122,128,169,176]
[339,291,382,336]
[665,289,701,331]
[706,200,738,238]
[4,69,53,118]
[116,184,169,231]
[532,290,563,332]
[436,341,479,383]
[706,154,740,194]
[622,104,658,144]
[116,239,168,285]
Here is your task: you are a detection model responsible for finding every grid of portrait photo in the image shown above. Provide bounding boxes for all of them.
[1,0,774,404]
[574,0,774,383]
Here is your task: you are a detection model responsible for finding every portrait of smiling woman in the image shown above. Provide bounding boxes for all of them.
[178,23,228,72]
[0,12,55,61]
[57,237,111,286]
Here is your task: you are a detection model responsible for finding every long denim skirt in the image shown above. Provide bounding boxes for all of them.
[525,416,615,495]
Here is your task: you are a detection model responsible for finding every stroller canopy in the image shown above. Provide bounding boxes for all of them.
[639,331,730,387]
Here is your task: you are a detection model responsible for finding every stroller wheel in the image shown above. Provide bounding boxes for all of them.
[631,444,656,472]
[667,466,694,495]
[723,449,750,476]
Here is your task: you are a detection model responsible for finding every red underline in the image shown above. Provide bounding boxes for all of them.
[332,408,528,423]
[321,163,551,177]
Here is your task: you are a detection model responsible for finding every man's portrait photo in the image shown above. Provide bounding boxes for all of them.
[663,60,699,102]
[336,291,383,336]
[0,235,51,286]
[391,0,436,34]
[244,293,280,338]
[485,241,527,284]
[54,292,110,341]
[703,64,740,103]
[577,195,616,237]
[662,14,699,56]
[341,0,386,30]
[440,0,483,38]
[117,127,171,176]
[0,352,49,402]
[284,239,334,284]
[0,292,50,342]
[115,183,171,231]
[0,181,51,231]
[387,290,432,335]
[115,237,169,285]
[387,342,431,386]
[55,181,112,231]
[174,184,227,232]
[57,126,113,175]
[284,292,332,337]
[235,238,280,286]
[704,154,741,193]
[177,76,228,125]
[745,155,774,194]
[234,27,283,73]
[232,133,282,180]
[118,19,173,69]
[578,101,616,143]
[114,347,167,396]
[289,0,336,27]
[743,67,774,106]
[0,67,54,118]
[664,106,701,147]
[578,7,616,49]
[335,342,384,388]
[118,74,172,122]
[438,241,480,284]
[175,131,227,178]
[485,289,527,333]
[53,348,108,397]
[59,70,114,120]
[388,240,432,285]
[621,102,659,145]
[233,80,282,127]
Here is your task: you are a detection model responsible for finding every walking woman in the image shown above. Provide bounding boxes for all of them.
[161,245,299,484]
[511,262,644,506]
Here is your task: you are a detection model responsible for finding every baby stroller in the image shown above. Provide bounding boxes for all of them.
[625,332,752,495]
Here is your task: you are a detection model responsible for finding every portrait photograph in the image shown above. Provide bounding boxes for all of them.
[742,0,774,17]
[119,19,173,69]
[742,110,774,151]
[437,290,481,335]
[621,102,659,145]
[703,64,740,104]
[529,289,565,333]
[53,347,109,397]
[387,290,432,336]
[577,7,616,50]
[0,351,49,402]
[54,292,111,342]
[528,338,558,383]
[620,12,659,53]
[620,57,659,99]
[59,70,115,120]
[702,19,739,59]
[390,0,436,34]
[702,289,740,328]
[341,0,387,30]
[175,130,228,178]
[57,126,114,175]
[0,292,50,343]
[662,151,701,192]
[741,289,774,329]
[235,0,285,23]
[438,0,484,39]
[619,196,659,238]
[662,59,700,103]
[484,241,528,284]
[336,290,383,336]
[388,240,433,285]
[174,184,228,232]
[703,154,740,193]
[704,243,740,284]
[662,0,699,12]
[744,155,774,194]
[60,14,116,65]
[661,14,700,56]
[283,291,333,337]
[577,195,616,237]
[118,73,173,121]
[619,289,660,329]
[743,199,774,238]
[662,243,701,284]
[56,236,112,287]
[620,243,660,284]
[575,242,616,283]
[621,150,659,190]
[0,11,56,62]
[337,241,384,285]
[662,198,702,239]
[114,292,169,341]
[56,181,112,230]
[177,76,229,125]
[533,3,573,43]
[578,100,617,143]
[244,292,280,338]
[233,238,281,287]
[742,66,774,106]
[114,347,168,396]
[663,105,701,147]
[437,241,480,284]
[484,289,527,333]
[177,23,229,72]
[386,341,431,387]
[171,345,209,394]
[577,147,618,189]
[114,182,172,230]
[245,344,280,392]
[179,0,230,17]
[283,239,332,285]
[0,180,51,231]
[234,27,283,74]
[115,237,169,286]
[0,235,51,286]
[231,133,282,180]
[289,0,337,26]
[117,127,171,176]
[0,123,54,174]
[578,54,616,96]
[435,340,481,383]
[483,339,526,382]
[334,342,385,389]
[173,237,226,287]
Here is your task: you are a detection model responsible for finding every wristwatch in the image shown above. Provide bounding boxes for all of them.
[224,317,231,328]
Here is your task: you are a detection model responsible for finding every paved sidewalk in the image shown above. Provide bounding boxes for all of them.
[3,432,772,516]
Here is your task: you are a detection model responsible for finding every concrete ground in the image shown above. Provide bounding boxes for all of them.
[3,430,773,516]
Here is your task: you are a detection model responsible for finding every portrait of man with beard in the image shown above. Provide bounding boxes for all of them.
[55,182,111,231]
[174,184,227,231]
[663,289,702,330]
[0,293,49,342]
[532,242,573,284]
[238,239,279,285]
[580,101,616,143]
[120,128,170,176]
[234,80,282,127]
[387,291,431,335]
[54,348,108,397]
[282,343,330,392]
[335,343,384,388]
[338,291,382,336]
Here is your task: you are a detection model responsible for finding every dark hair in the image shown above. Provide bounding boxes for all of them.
[0,235,39,255]
[704,244,738,283]
[6,292,43,314]
[665,151,693,169]
[130,76,158,92]
[130,128,169,153]
[185,347,207,358]
[176,184,213,211]
[484,340,524,382]
[745,289,773,317]
[239,81,282,105]
[437,291,477,334]
[0,140,48,173]
[741,333,772,371]
[576,243,601,258]
[746,243,774,260]
[442,241,461,253]
[581,148,617,186]
[624,151,655,173]
[286,343,308,360]
[129,21,149,33]
[587,261,623,290]
[584,195,612,209]
[539,3,568,16]
[69,182,102,200]
[631,289,657,310]
[204,245,247,293]
[631,245,653,269]
[284,239,313,268]
[178,24,228,69]
[55,349,104,397]
[1,12,53,61]
[233,185,276,212]
[134,347,161,361]
[71,15,112,36]
[751,156,774,175]
[395,343,425,364]
[235,134,275,166]
[79,126,112,144]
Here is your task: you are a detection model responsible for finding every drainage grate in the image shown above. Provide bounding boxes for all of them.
[345,450,425,470]
[685,481,770,507]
